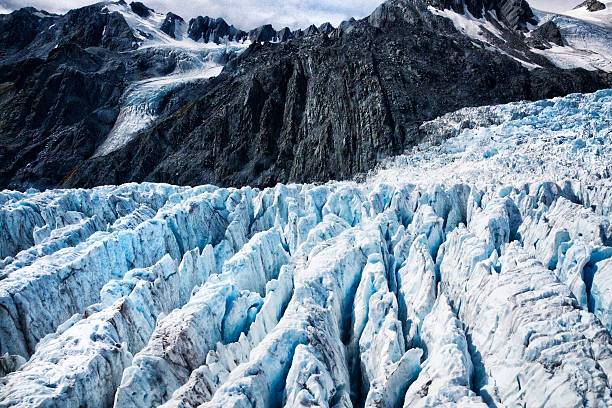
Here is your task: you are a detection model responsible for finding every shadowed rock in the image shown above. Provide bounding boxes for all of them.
[130,1,153,18]
[249,24,277,43]
[527,21,564,49]
[160,12,184,39]
[188,16,246,43]
[574,0,606,12]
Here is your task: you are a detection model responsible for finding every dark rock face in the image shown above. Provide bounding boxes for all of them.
[421,0,538,30]
[291,24,323,40]
[527,21,564,49]
[130,2,152,18]
[0,3,137,65]
[0,5,200,189]
[187,16,246,43]
[304,24,320,37]
[575,0,606,12]
[187,16,211,41]
[318,22,335,34]
[336,18,357,36]
[277,27,294,42]
[495,0,538,30]
[61,0,611,190]
[160,12,184,39]
[249,24,277,43]
[0,8,56,57]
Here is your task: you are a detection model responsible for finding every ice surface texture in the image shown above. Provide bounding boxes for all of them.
[1,90,612,407]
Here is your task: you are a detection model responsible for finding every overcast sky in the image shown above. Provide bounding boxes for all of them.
[0,0,592,29]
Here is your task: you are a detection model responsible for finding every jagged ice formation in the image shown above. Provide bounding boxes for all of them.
[0,89,611,407]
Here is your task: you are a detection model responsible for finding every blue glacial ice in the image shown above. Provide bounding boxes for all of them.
[1,89,612,407]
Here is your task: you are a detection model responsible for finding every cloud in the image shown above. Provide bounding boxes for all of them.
[529,0,584,12]
[0,0,385,30]
[0,0,588,28]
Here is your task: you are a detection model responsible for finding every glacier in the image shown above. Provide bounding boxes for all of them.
[94,43,249,158]
[92,2,250,158]
[533,9,612,72]
[0,89,611,407]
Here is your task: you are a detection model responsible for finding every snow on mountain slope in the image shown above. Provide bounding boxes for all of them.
[531,7,612,72]
[90,2,250,157]
[94,43,247,157]
[426,6,542,69]
[426,2,611,71]
[427,6,506,45]
[0,90,611,407]
[101,1,249,48]
[103,1,171,44]
[563,1,612,28]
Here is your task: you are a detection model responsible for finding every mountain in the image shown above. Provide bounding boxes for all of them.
[532,5,612,71]
[565,0,611,27]
[188,16,247,43]
[62,0,611,190]
[1,88,611,407]
[427,0,538,30]
[0,0,610,192]
[159,12,184,39]
[575,0,607,12]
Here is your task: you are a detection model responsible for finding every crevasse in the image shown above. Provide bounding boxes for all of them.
[0,89,611,407]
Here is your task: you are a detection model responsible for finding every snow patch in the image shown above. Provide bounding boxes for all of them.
[532,9,612,72]
[427,6,506,45]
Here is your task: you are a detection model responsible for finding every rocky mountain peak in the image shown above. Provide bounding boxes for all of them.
[160,12,184,38]
[187,15,246,43]
[318,22,335,34]
[248,24,277,42]
[129,1,153,18]
[0,7,57,54]
[574,0,607,11]
[526,20,563,49]
[304,24,319,36]
[374,0,538,31]
[277,27,293,42]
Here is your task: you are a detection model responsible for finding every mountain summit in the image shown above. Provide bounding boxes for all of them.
[574,0,607,12]
[424,0,538,29]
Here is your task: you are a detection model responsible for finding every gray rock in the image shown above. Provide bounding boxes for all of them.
[160,12,184,39]
[188,16,246,43]
[527,21,564,49]
[130,1,153,18]
[0,354,26,377]
[248,24,277,43]
[574,0,606,12]
[277,27,294,42]
[304,24,319,37]
[318,22,335,34]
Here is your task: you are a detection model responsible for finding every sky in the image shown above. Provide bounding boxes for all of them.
[0,0,596,30]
